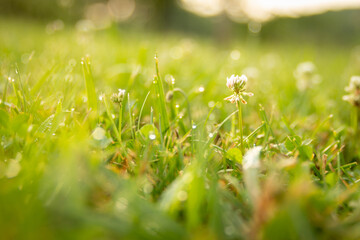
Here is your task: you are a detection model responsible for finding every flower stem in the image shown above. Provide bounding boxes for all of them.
[118,103,123,143]
[104,95,121,143]
[237,100,244,153]
[355,108,358,134]
[351,107,358,135]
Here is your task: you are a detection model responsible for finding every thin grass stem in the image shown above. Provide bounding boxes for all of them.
[237,100,244,153]
[118,103,123,143]
[104,95,121,143]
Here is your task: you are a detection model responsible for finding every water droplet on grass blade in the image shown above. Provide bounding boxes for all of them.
[116,197,128,211]
[177,190,188,201]
[143,183,153,193]
[92,127,106,140]
[225,226,235,236]
[5,159,21,178]
[208,101,215,108]
[230,50,241,60]
[149,133,156,140]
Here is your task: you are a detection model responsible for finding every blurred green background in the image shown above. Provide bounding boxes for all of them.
[2,1,360,240]
[1,0,360,44]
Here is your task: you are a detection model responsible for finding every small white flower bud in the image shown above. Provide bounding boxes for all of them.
[111,89,126,104]
[343,76,360,107]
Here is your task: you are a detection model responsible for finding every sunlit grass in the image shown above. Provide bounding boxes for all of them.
[1,18,360,239]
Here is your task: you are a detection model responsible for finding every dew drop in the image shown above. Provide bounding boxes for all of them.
[192,124,197,129]
[143,183,153,194]
[116,197,128,211]
[177,190,188,201]
[208,101,215,108]
[225,226,235,236]
[230,50,241,60]
[92,127,106,140]
[149,133,156,140]
[5,159,21,178]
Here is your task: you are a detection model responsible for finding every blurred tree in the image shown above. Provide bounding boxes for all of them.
[155,0,175,28]
[0,0,359,44]
[137,0,177,29]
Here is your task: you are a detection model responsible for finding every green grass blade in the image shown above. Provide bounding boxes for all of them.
[81,57,97,112]
[137,91,150,131]
[103,94,121,143]
[153,55,169,134]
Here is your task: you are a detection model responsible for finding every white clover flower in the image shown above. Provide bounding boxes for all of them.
[343,76,360,107]
[345,76,360,92]
[226,74,247,93]
[111,89,126,104]
[295,62,316,78]
[294,61,321,91]
[242,67,259,81]
[225,74,253,104]
[243,146,262,170]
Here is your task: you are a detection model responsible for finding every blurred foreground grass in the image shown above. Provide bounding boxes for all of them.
[1,18,360,239]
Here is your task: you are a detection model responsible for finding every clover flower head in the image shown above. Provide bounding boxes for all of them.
[225,74,253,104]
[295,62,316,79]
[111,89,126,104]
[226,74,247,93]
[294,61,321,91]
[345,76,360,92]
[343,76,360,107]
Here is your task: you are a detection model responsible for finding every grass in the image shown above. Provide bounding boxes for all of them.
[1,18,360,239]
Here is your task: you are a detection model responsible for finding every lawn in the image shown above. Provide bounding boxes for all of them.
[1,18,360,239]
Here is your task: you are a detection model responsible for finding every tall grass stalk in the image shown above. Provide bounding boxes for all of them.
[352,107,358,135]
[104,95,122,143]
[137,91,150,130]
[15,64,28,112]
[128,93,135,139]
[154,55,170,134]
[118,102,123,143]
[237,100,244,153]
[81,57,97,113]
